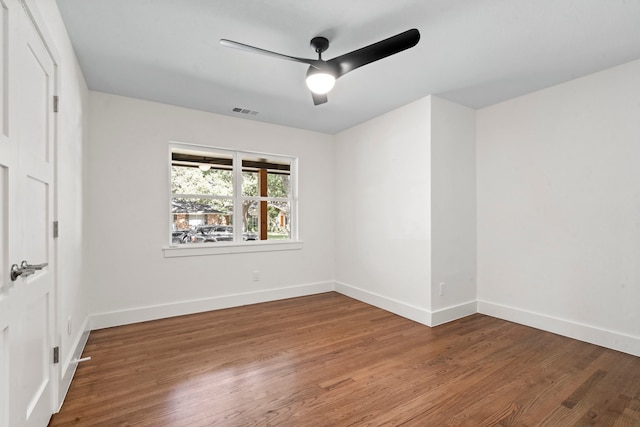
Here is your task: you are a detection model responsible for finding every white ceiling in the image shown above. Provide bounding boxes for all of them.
[55,0,640,134]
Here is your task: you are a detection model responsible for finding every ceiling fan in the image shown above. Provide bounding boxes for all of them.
[220,29,420,105]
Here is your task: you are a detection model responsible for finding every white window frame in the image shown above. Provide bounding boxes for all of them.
[163,142,301,257]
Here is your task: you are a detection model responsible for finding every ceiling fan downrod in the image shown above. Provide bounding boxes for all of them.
[310,36,330,59]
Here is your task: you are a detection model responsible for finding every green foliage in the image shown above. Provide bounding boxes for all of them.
[267,173,290,198]
[172,167,289,198]
[242,171,258,196]
[171,166,232,196]
[241,171,289,198]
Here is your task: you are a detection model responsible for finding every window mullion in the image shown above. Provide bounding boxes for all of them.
[233,152,243,242]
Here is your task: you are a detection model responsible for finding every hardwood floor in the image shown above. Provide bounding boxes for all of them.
[49,292,640,426]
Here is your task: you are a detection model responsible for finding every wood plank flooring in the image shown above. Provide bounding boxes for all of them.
[49,292,640,426]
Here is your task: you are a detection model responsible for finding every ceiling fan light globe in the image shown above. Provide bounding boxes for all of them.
[306,73,336,95]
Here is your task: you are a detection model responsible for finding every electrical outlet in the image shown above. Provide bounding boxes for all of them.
[252,271,260,281]
[439,283,446,296]
[67,316,72,335]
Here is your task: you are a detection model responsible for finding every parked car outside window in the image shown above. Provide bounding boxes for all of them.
[194,225,258,242]
[172,230,207,243]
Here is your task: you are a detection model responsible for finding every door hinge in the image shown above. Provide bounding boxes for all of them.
[53,221,59,238]
[53,95,59,113]
[53,347,59,364]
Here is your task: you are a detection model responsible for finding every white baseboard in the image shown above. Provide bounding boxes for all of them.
[90,281,334,330]
[477,300,640,358]
[334,282,432,326]
[431,300,478,326]
[57,315,91,412]
[88,282,640,358]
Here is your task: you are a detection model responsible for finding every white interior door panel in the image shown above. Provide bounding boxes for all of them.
[0,1,57,426]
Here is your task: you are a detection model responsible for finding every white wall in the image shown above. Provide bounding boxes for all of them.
[334,97,432,324]
[476,59,640,356]
[430,97,476,322]
[333,95,477,326]
[33,0,90,407]
[86,92,335,327]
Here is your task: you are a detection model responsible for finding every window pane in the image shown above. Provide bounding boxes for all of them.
[171,166,233,197]
[267,173,290,198]
[240,201,291,240]
[241,199,259,238]
[171,197,233,231]
[241,157,291,198]
[242,170,290,198]
[242,171,258,197]
[266,201,290,240]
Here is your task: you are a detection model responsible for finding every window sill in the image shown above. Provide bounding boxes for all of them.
[163,240,303,258]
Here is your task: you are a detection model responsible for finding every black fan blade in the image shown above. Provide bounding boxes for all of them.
[220,39,325,69]
[312,92,328,105]
[327,29,420,77]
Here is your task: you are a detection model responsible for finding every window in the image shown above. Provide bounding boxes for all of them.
[169,143,297,247]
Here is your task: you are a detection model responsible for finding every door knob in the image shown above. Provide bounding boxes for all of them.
[20,260,48,270]
[9,260,46,281]
[10,264,35,281]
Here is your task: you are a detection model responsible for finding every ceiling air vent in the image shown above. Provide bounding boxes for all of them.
[232,107,259,115]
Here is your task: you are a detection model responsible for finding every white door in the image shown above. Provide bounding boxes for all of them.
[0,1,57,426]
[0,0,14,420]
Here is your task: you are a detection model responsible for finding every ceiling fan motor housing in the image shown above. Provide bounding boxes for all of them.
[310,36,330,55]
